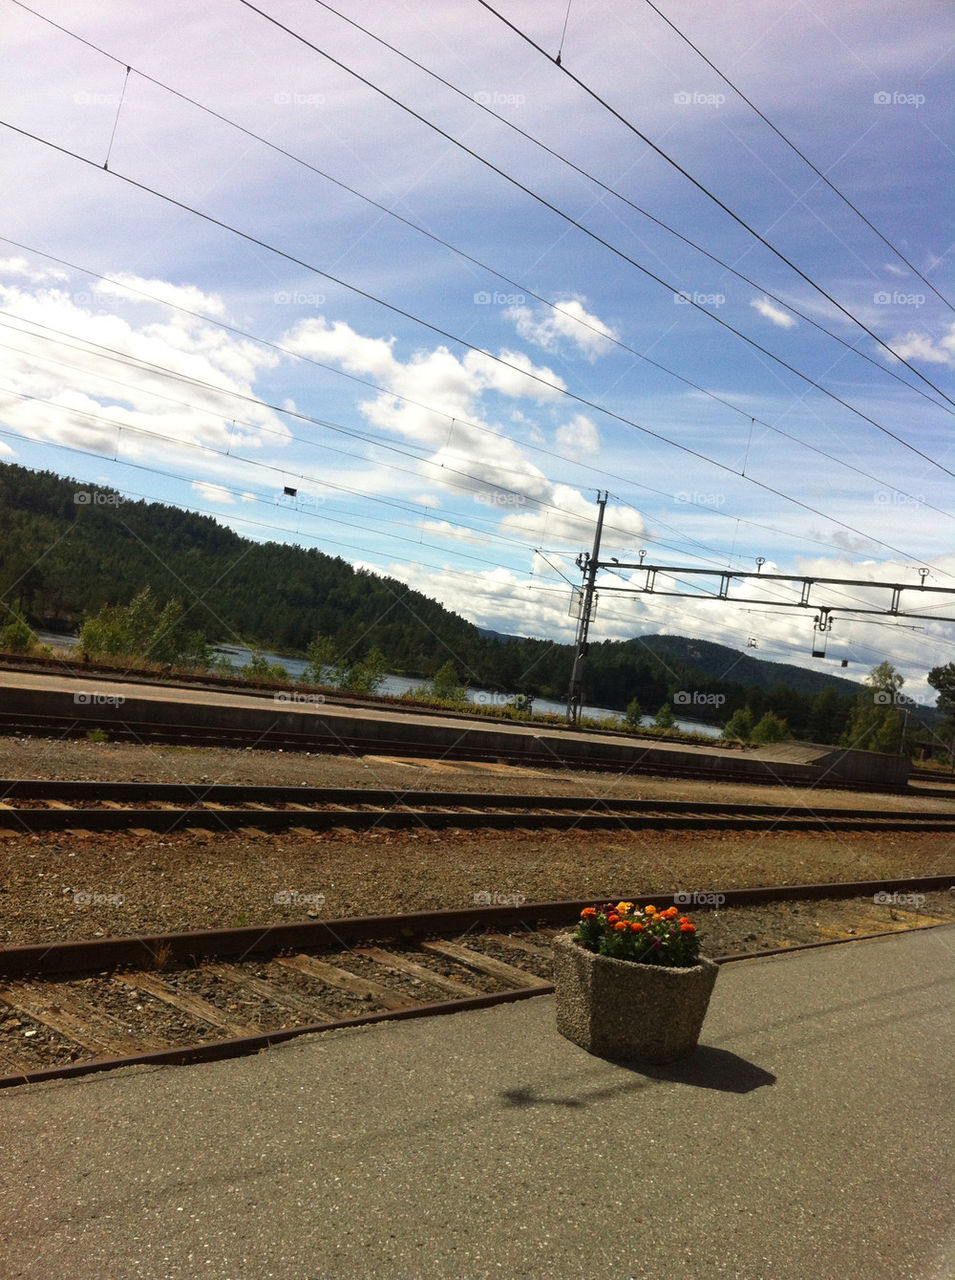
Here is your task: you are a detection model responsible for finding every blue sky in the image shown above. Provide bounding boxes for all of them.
[0,0,952,696]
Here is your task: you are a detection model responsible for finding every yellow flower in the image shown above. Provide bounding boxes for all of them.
[617,901,634,914]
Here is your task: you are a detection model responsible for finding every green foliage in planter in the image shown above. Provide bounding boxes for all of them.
[575,901,701,967]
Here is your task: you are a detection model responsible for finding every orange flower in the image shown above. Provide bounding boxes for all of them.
[644,905,657,915]
[617,901,634,914]
[581,907,597,918]
[662,907,679,919]
[630,921,644,933]
[607,914,620,925]
[678,916,691,925]
[680,922,696,933]
[614,921,627,931]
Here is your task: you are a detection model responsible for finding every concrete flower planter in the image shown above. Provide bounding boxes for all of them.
[553,930,719,1064]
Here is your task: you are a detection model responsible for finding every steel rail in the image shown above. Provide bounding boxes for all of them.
[0,780,938,817]
[1,807,951,835]
[0,877,950,1091]
[2,875,950,980]
[0,782,949,833]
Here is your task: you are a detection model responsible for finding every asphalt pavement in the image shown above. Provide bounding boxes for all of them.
[1,926,952,1280]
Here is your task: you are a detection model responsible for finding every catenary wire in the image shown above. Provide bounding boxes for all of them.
[300,0,950,411]
[2,235,947,533]
[471,0,955,405]
[639,0,953,310]
[1,117,951,570]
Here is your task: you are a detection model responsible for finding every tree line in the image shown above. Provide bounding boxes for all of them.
[0,462,946,752]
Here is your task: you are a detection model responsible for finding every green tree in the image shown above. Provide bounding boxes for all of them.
[751,710,790,743]
[79,588,208,667]
[0,610,37,653]
[244,651,289,682]
[431,660,468,703]
[653,702,675,729]
[722,706,754,743]
[928,663,955,716]
[842,662,905,752]
[807,686,849,744]
[866,661,904,699]
[339,646,387,694]
[624,696,643,727]
[302,634,339,685]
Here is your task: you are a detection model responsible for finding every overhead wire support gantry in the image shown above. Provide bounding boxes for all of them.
[592,563,955,623]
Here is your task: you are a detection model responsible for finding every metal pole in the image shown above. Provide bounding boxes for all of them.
[566,492,607,725]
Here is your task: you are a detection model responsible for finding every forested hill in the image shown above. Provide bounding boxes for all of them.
[0,463,881,731]
[0,462,527,685]
[635,635,862,698]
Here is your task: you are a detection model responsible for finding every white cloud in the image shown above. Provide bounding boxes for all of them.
[556,414,600,461]
[750,298,797,329]
[95,274,226,317]
[284,315,577,517]
[0,278,288,470]
[888,323,955,367]
[507,298,618,360]
[284,318,400,382]
[417,519,488,545]
[0,256,67,283]
[191,481,235,503]
[501,489,644,546]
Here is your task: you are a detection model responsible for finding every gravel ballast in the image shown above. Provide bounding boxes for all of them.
[0,737,952,946]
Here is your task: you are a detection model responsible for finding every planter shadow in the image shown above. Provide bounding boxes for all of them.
[496,1047,775,1112]
[607,1044,776,1094]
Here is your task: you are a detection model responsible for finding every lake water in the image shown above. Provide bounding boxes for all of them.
[38,634,722,739]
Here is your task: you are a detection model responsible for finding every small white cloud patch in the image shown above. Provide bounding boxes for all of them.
[750,297,797,329]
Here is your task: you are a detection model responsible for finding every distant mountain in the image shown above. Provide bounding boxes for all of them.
[633,634,864,698]
[0,462,938,743]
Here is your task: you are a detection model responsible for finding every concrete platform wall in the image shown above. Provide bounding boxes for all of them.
[0,681,910,789]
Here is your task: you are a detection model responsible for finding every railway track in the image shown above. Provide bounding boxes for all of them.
[0,778,947,839]
[0,780,951,834]
[0,877,950,1089]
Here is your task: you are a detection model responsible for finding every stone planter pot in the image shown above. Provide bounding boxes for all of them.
[553,930,719,1064]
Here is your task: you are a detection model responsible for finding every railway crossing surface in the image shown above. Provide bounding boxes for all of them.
[1,925,951,1280]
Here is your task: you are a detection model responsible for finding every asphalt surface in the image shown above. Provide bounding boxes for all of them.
[1,927,952,1280]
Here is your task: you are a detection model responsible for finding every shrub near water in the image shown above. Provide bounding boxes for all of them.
[575,902,701,967]
[0,611,37,653]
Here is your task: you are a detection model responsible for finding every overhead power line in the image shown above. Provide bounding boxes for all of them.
[299,0,948,412]
[3,233,951,542]
[13,0,949,419]
[2,320,723,566]
[0,300,947,581]
[3,8,952,502]
[640,0,953,311]
[0,121,950,576]
[227,1,955,446]
[0,421,577,606]
[6,7,953,457]
[0,170,948,574]
[472,0,954,406]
